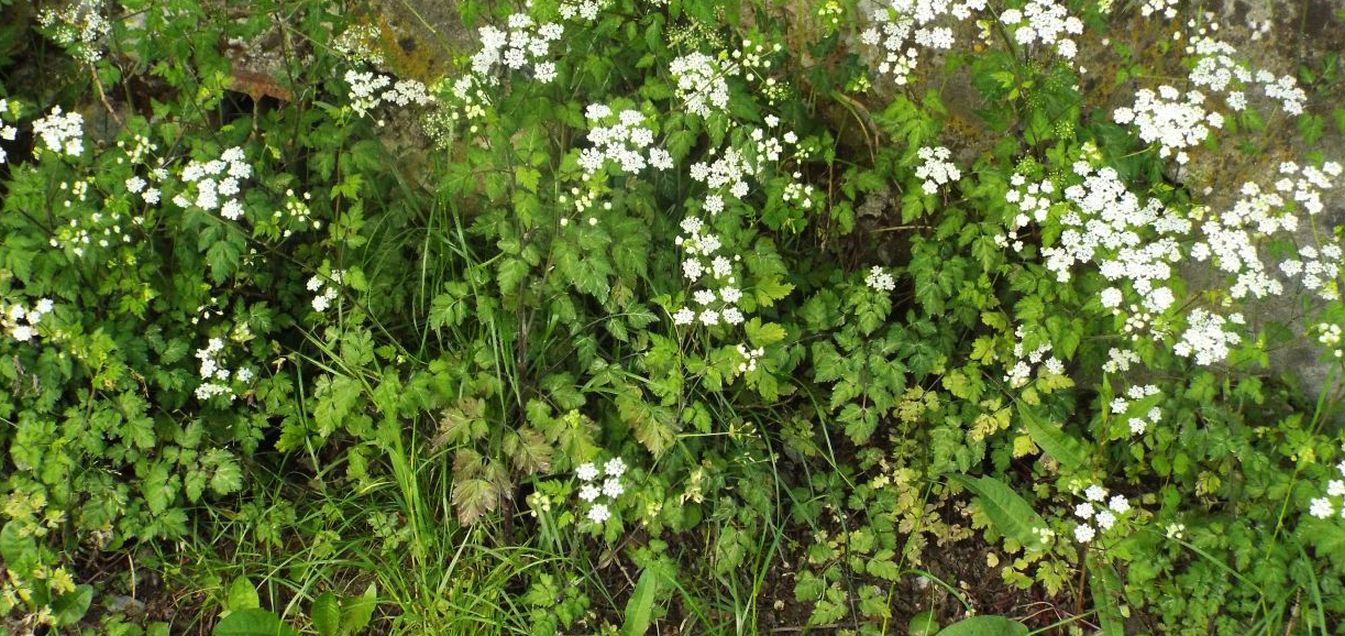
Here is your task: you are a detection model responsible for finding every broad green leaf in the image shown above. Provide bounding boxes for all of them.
[227,576,260,611]
[622,568,662,636]
[1019,406,1087,471]
[51,585,93,625]
[311,592,340,636]
[340,583,378,633]
[212,609,298,636]
[937,615,1028,636]
[952,475,1050,551]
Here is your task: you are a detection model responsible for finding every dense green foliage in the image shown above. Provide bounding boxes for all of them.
[2,0,1345,634]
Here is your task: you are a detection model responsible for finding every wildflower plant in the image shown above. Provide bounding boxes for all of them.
[1,0,1345,632]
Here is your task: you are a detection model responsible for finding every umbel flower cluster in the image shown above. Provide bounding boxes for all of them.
[860,0,987,86]
[32,106,86,158]
[1113,86,1222,165]
[172,147,253,221]
[2,298,55,343]
[576,457,627,524]
[1308,461,1345,520]
[997,0,1084,60]
[194,335,253,402]
[343,70,434,123]
[669,52,733,118]
[1071,484,1135,544]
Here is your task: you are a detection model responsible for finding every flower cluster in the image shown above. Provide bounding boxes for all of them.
[1317,323,1343,359]
[913,145,960,194]
[173,147,253,221]
[1048,164,1186,313]
[1071,484,1134,544]
[1113,86,1222,165]
[194,336,252,402]
[1003,325,1064,388]
[1190,161,1342,301]
[999,0,1084,60]
[578,105,672,179]
[1101,346,1140,374]
[472,14,564,83]
[999,173,1057,252]
[576,457,626,524]
[1308,461,1345,520]
[1141,0,1178,19]
[333,23,386,66]
[1108,384,1162,435]
[0,99,17,164]
[736,344,764,373]
[2,298,55,343]
[673,217,743,327]
[1186,34,1306,116]
[36,0,110,65]
[344,70,434,123]
[669,52,734,118]
[1281,243,1343,301]
[1173,308,1243,365]
[50,177,134,256]
[559,0,610,21]
[307,269,345,313]
[860,0,986,85]
[32,106,85,157]
[865,266,895,292]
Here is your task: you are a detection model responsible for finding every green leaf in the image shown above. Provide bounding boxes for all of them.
[1019,406,1087,471]
[212,609,298,636]
[311,593,340,636]
[340,583,378,633]
[936,615,1028,636]
[227,576,260,611]
[51,585,94,625]
[1090,567,1127,636]
[622,568,662,636]
[210,454,244,495]
[952,475,1050,551]
[451,478,499,525]
[0,522,37,572]
[745,319,786,348]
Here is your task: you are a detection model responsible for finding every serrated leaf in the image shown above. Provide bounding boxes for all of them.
[451,478,499,525]
[952,475,1050,551]
[745,319,786,348]
[211,455,243,495]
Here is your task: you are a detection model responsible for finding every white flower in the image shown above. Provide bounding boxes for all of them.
[1328,480,1345,497]
[604,457,627,478]
[865,266,895,292]
[1074,502,1095,519]
[32,106,85,157]
[576,462,599,481]
[1310,497,1334,519]
[587,503,611,523]
[1095,510,1117,530]
[1074,524,1096,543]
[1108,495,1130,514]
[602,477,624,498]
[579,485,600,502]
[1085,485,1107,501]
[669,52,732,117]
